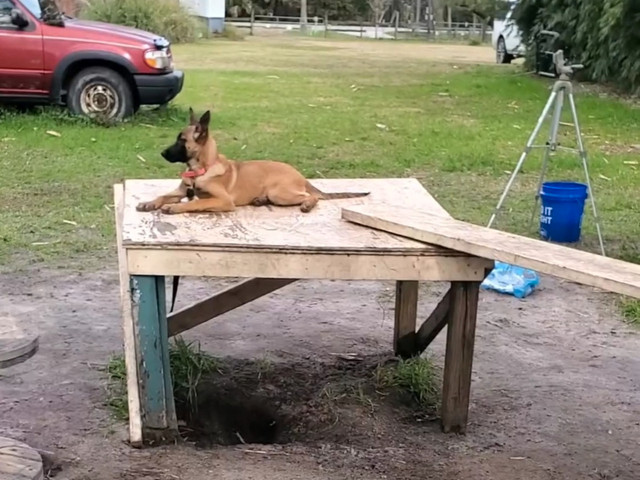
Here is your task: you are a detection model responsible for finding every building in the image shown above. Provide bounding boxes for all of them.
[179,0,226,33]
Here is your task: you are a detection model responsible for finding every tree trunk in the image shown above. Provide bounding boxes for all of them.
[300,0,308,33]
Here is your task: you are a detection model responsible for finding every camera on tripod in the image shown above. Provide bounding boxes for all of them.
[535,30,581,79]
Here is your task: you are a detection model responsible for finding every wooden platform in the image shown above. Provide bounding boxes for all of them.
[121,179,490,281]
[115,178,494,446]
[342,203,640,299]
[0,437,43,480]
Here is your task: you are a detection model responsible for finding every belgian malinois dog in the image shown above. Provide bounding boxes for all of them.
[136,108,370,215]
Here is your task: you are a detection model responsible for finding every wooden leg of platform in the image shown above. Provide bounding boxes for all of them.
[130,275,179,444]
[393,280,419,359]
[441,281,480,434]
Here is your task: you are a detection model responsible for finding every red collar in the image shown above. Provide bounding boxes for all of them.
[181,168,206,179]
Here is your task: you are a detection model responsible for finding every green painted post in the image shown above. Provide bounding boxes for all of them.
[130,275,178,444]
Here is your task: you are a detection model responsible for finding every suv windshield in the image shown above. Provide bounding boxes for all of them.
[21,0,63,24]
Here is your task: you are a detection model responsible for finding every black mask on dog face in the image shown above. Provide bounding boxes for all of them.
[161,134,189,163]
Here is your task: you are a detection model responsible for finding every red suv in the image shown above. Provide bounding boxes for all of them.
[0,0,184,120]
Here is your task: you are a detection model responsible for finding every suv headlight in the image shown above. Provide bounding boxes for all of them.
[144,49,173,70]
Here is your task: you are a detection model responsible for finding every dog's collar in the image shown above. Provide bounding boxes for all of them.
[181,168,206,179]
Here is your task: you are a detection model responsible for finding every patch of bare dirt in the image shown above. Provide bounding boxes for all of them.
[0,266,639,479]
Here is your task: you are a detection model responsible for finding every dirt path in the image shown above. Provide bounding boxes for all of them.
[0,266,639,479]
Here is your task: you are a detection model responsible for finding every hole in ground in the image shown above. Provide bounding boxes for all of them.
[174,355,440,449]
[178,386,285,446]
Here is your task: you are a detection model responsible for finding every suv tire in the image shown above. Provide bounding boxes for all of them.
[67,66,134,121]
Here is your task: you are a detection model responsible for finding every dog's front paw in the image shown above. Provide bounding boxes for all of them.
[160,203,184,215]
[136,201,161,212]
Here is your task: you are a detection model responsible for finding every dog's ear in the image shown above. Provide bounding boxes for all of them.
[199,110,211,129]
[189,107,198,125]
[194,110,211,144]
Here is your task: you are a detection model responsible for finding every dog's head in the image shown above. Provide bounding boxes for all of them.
[161,108,211,164]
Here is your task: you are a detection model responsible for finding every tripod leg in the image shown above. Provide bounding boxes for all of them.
[528,90,564,229]
[568,93,606,256]
[487,91,559,228]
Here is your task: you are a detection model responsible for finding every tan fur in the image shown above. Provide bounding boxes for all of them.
[136,109,369,215]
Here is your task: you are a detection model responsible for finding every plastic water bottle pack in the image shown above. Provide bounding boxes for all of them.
[481,261,540,299]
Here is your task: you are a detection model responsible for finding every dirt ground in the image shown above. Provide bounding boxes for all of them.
[1,264,639,480]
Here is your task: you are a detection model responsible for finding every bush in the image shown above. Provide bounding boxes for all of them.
[217,24,245,41]
[83,0,198,44]
[513,0,640,94]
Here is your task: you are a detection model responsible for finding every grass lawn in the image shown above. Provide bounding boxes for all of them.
[1,34,639,272]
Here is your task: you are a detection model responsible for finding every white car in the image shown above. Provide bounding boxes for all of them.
[492,2,525,64]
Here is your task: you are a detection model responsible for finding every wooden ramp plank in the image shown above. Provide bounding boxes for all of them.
[342,203,640,299]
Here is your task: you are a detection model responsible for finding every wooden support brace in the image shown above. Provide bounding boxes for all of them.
[168,278,297,337]
[415,288,451,353]
[441,281,480,434]
[393,280,419,358]
[131,275,179,444]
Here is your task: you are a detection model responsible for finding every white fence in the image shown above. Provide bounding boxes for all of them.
[227,15,493,41]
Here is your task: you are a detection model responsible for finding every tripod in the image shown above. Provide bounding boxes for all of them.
[487,49,606,256]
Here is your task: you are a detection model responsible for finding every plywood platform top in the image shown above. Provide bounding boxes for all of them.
[342,203,640,299]
[122,178,461,254]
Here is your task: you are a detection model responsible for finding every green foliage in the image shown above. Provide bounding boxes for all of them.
[105,337,220,420]
[513,0,640,94]
[82,0,198,44]
[375,357,440,409]
[621,299,640,327]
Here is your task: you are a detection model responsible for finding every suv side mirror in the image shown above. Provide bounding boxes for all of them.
[10,8,29,28]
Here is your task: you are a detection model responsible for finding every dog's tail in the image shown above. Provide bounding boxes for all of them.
[305,181,370,200]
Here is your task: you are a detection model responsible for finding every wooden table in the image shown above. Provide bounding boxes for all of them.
[0,317,43,480]
[115,178,494,446]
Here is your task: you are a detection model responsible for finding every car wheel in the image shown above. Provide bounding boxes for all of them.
[496,37,512,64]
[67,66,134,121]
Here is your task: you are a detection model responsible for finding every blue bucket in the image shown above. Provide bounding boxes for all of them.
[539,181,588,243]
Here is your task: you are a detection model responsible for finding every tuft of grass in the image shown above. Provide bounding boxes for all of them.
[621,299,640,327]
[169,337,221,412]
[217,24,246,41]
[375,357,440,410]
[105,336,220,420]
[105,355,129,420]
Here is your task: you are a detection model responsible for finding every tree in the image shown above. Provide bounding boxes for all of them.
[300,0,308,32]
[513,0,640,94]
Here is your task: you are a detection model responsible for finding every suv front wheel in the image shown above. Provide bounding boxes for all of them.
[67,66,135,121]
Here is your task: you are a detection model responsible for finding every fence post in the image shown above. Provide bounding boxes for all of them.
[360,21,364,38]
[250,8,254,36]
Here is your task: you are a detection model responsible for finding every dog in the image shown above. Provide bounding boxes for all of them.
[136,108,370,215]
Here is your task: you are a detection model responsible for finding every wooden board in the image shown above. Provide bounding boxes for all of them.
[0,316,39,369]
[0,437,43,480]
[125,248,493,281]
[342,203,640,299]
[122,178,455,254]
[113,184,144,447]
